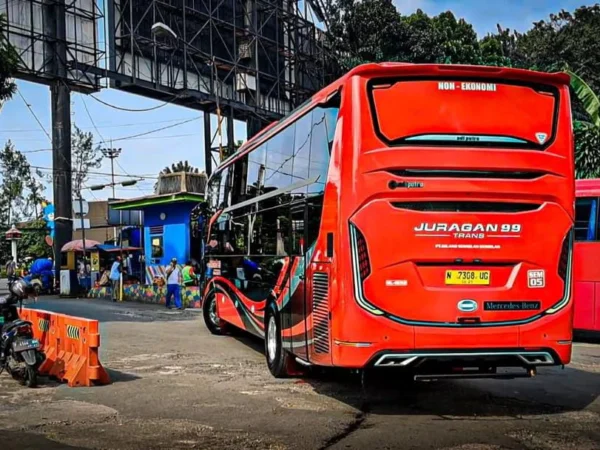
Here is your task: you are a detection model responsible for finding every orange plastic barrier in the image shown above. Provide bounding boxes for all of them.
[20,308,110,387]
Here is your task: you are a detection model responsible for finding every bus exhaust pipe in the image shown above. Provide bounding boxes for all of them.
[414,368,537,381]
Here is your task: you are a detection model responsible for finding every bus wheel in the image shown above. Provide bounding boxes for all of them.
[265,302,293,378]
[203,291,228,335]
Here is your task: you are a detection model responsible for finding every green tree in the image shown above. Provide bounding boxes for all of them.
[155,161,205,193]
[517,6,600,85]
[566,69,600,179]
[432,11,480,64]
[0,14,18,107]
[326,3,503,70]
[0,141,48,263]
[479,25,521,67]
[159,160,201,175]
[327,0,408,72]
[515,5,600,120]
[568,69,600,128]
[401,9,443,63]
[72,125,103,198]
[0,141,34,225]
[19,220,53,259]
[574,124,600,179]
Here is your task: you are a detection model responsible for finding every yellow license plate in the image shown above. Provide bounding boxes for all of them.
[445,270,490,285]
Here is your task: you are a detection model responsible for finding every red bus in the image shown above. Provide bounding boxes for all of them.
[574,179,600,334]
[200,63,575,380]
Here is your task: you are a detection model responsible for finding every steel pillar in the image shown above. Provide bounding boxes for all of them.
[247,117,264,139]
[204,111,212,176]
[227,107,235,157]
[51,0,72,281]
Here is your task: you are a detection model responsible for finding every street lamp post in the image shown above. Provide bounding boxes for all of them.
[101,147,122,241]
[5,225,22,266]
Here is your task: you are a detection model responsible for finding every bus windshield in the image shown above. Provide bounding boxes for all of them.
[368,79,557,147]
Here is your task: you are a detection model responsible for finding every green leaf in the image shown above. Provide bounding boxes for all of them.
[566,69,600,128]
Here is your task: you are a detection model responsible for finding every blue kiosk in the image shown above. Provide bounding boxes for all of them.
[109,172,206,284]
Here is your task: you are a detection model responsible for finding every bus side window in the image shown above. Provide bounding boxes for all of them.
[219,166,233,209]
[232,156,248,204]
[309,106,336,196]
[575,197,599,241]
[246,144,266,199]
[207,174,221,210]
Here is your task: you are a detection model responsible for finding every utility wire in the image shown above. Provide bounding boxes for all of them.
[81,95,147,194]
[0,116,202,133]
[20,118,201,154]
[88,93,182,112]
[98,116,200,144]
[30,165,158,180]
[81,95,106,142]
[17,89,51,141]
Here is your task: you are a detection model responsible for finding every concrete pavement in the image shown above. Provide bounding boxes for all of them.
[0,295,599,450]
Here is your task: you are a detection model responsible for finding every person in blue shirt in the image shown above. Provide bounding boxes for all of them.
[110,256,122,302]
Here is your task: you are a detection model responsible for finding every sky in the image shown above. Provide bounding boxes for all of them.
[393,0,591,34]
[0,0,594,204]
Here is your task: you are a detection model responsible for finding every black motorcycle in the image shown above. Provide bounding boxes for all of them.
[0,284,45,387]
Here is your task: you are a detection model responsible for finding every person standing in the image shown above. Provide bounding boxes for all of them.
[110,256,122,302]
[165,258,183,310]
[182,261,196,287]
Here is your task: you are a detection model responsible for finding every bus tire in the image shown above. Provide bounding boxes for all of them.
[203,290,228,335]
[265,302,293,378]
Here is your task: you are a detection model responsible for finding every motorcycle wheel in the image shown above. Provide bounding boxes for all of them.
[24,365,37,388]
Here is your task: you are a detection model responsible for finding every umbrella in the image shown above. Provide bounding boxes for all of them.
[60,239,101,252]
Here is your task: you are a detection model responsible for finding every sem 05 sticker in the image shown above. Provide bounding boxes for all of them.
[527,270,545,288]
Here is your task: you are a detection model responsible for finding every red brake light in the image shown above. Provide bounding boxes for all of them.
[558,230,571,280]
[17,324,32,334]
[355,227,371,281]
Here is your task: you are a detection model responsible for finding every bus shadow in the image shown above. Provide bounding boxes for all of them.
[575,330,600,344]
[303,365,600,418]
[228,330,600,418]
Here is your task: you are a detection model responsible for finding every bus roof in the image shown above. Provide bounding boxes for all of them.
[576,179,600,197]
[213,63,571,177]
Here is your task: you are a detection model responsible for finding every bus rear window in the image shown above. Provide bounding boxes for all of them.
[368,79,558,147]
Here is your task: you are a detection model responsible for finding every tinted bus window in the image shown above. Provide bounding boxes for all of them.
[247,144,266,199]
[219,166,232,208]
[291,113,313,198]
[368,80,557,148]
[207,173,221,209]
[264,124,296,192]
[309,107,332,195]
[575,197,599,241]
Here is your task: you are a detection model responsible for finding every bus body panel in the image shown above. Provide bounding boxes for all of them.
[331,66,573,370]
[574,179,600,333]
[573,242,600,332]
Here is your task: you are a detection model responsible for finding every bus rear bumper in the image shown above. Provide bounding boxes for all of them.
[367,348,559,368]
[331,306,573,370]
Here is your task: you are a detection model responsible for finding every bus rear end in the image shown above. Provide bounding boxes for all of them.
[332,64,574,378]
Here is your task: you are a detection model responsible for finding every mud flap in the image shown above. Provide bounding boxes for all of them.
[17,349,38,366]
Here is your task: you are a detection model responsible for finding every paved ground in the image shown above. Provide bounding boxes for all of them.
[1,294,599,450]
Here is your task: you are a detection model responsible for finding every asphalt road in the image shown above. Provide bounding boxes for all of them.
[1,295,599,450]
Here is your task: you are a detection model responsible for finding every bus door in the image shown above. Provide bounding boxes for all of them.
[282,201,310,360]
